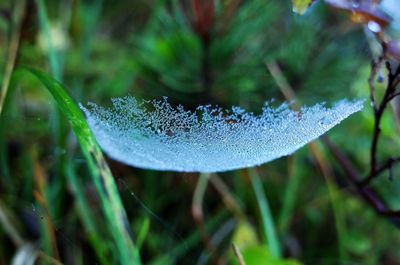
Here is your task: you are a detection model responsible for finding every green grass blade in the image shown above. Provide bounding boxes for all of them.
[10,67,141,265]
[136,217,150,251]
[65,161,110,265]
[311,142,347,261]
[248,168,281,259]
[36,0,62,80]
[149,210,229,265]
[0,0,26,195]
[36,0,68,221]
[79,0,103,62]
[278,155,303,234]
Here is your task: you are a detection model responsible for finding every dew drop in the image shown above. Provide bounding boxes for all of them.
[352,2,360,8]
[367,21,381,33]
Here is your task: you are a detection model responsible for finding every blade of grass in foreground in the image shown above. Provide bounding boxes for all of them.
[9,67,141,265]
[36,0,62,80]
[36,0,69,224]
[248,168,281,259]
[65,161,110,265]
[278,155,303,234]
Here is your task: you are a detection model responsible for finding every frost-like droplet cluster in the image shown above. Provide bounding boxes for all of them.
[81,96,363,173]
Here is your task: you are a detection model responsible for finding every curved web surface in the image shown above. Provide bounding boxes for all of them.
[81,96,363,173]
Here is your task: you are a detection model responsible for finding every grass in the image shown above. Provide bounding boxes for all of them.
[9,68,141,264]
[248,168,281,259]
[1,1,400,264]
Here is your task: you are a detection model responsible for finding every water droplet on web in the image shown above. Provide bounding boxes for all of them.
[352,1,360,8]
[367,21,381,33]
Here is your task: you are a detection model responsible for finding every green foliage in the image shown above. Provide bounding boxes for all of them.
[231,222,302,265]
[11,68,141,264]
[1,1,400,265]
[238,246,302,265]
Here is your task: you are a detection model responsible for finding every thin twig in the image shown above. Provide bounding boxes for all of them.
[323,137,400,225]
[361,157,400,185]
[387,91,400,102]
[364,62,400,185]
[368,61,390,177]
[232,243,246,265]
[209,174,245,220]
[265,60,298,107]
[321,137,361,183]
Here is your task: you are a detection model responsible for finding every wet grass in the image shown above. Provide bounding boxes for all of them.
[1,1,400,265]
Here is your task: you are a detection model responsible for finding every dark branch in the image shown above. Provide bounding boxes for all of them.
[363,61,400,185]
[360,157,400,185]
[322,137,400,228]
[322,37,400,227]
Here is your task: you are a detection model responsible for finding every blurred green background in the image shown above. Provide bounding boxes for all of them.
[1,0,400,264]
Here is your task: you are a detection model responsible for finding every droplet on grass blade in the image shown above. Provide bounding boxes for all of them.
[81,96,363,173]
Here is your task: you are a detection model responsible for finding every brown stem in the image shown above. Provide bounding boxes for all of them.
[321,136,361,183]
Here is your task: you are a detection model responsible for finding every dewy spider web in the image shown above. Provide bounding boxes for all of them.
[81,96,363,173]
